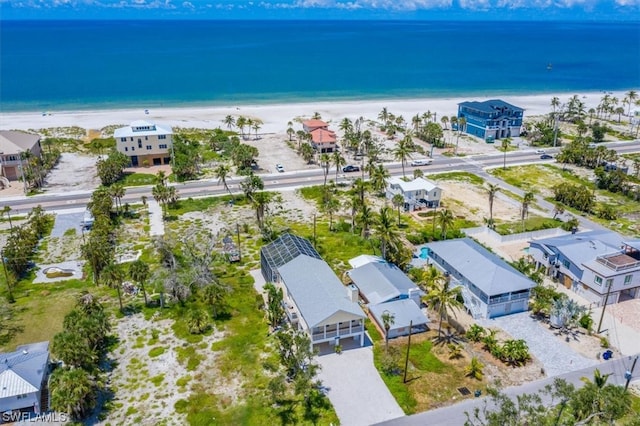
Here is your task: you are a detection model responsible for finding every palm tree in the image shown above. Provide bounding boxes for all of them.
[521,191,535,231]
[440,115,449,130]
[346,195,361,234]
[1,206,13,231]
[214,164,233,197]
[358,203,374,238]
[252,120,262,140]
[129,259,150,306]
[381,310,395,353]
[391,193,405,226]
[424,273,462,339]
[286,123,295,142]
[486,183,500,228]
[465,357,484,380]
[236,116,247,139]
[624,90,638,117]
[332,150,346,182]
[437,209,454,240]
[320,153,330,187]
[49,368,96,421]
[223,115,235,130]
[300,143,315,164]
[378,107,390,128]
[393,137,413,178]
[370,164,390,194]
[109,183,125,214]
[501,137,511,169]
[352,178,367,204]
[187,308,210,334]
[101,262,125,312]
[374,206,400,261]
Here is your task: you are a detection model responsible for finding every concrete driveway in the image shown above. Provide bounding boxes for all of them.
[317,345,404,426]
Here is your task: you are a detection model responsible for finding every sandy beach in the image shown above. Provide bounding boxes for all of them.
[0,91,629,134]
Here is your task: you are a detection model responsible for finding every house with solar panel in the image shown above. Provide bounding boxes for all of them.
[0,341,50,414]
[457,99,524,142]
[424,238,536,319]
[346,255,429,339]
[260,233,366,349]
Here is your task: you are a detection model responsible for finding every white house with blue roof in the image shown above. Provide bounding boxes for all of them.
[528,230,640,305]
[457,99,523,141]
[347,256,429,338]
[425,238,536,319]
[260,234,366,349]
[0,341,50,414]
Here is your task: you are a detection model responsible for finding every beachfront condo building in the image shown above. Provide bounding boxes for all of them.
[457,99,524,142]
[114,120,173,167]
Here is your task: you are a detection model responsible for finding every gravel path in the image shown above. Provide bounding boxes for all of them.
[147,200,164,236]
[479,312,598,377]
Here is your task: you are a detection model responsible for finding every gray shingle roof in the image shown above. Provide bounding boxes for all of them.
[277,255,364,328]
[348,261,422,305]
[0,341,49,399]
[369,299,429,331]
[426,238,535,296]
[0,131,40,154]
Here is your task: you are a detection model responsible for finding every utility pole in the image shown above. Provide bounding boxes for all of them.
[313,213,317,248]
[553,112,559,148]
[624,356,638,391]
[1,251,14,303]
[403,321,413,384]
[236,223,242,263]
[597,280,614,334]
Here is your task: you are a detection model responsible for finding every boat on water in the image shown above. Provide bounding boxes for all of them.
[547,63,553,70]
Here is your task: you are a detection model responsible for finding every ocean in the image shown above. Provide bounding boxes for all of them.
[0,20,638,112]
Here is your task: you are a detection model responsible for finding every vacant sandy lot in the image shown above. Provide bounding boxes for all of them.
[44,153,100,192]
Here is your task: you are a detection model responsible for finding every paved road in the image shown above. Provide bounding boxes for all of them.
[3,141,640,215]
[375,353,640,426]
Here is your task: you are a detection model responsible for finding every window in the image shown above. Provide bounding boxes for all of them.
[145,136,148,140]
[120,137,127,142]
[159,144,167,149]
[624,275,633,285]
[606,278,613,288]
[130,137,134,141]
[138,141,142,148]
[125,147,128,152]
[594,276,603,285]
[146,145,152,150]
[159,135,167,140]
[131,147,135,151]
[562,259,570,268]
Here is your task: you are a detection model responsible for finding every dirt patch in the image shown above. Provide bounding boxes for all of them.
[100,314,225,425]
[243,133,318,174]
[44,153,100,192]
[436,181,521,224]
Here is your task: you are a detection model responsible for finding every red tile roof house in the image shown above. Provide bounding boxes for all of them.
[302,120,337,153]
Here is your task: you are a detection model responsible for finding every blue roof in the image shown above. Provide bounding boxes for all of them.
[277,255,365,328]
[0,341,49,399]
[426,238,535,296]
[458,99,524,113]
[347,261,422,305]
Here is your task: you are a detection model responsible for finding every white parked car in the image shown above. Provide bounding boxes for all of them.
[535,149,546,154]
[276,164,285,172]
[410,159,433,166]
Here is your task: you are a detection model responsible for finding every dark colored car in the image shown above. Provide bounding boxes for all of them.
[540,154,553,160]
[343,165,360,172]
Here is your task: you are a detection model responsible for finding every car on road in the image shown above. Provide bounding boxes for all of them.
[410,159,433,166]
[276,164,285,172]
[540,154,553,160]
[535,149,546,154]
[342,165,360,172]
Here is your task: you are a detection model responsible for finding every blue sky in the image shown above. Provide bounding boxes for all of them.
[1,0,639,20]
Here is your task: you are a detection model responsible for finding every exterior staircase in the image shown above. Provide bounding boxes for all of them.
[458,285,482,319]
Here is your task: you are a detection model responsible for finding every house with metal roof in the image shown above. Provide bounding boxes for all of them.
[386,177,442,211]
[529,230,640,305]
[0,131,42,182]
[425,238,536,319]
[113,120,173,167]
[457,99,524,142]
[347,258,428,338]
[260,234,365,349]
[0,341,50,414]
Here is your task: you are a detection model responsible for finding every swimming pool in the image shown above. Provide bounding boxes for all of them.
[419,247,429,259]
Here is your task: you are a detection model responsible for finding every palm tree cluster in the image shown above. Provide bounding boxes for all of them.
[413,266,462,340]
[467,324,532,367]
[553,182,595,213]
[50,294,109,421]
[96,151,130,186]
[151,171,179,218]
[226,115,263,140]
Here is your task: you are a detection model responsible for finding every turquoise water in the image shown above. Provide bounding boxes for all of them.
[420,247,429,260]
[1,20,638,112]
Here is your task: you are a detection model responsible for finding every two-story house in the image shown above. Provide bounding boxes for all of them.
[457,99,524,141]
[0,131,42,181]
[0,341,50,414]
[302,119,337,153]
[113,120,173,167]
[425,238,536,319]
[260,233,366,349]
[386,177,441,212]
[529,230,640,305]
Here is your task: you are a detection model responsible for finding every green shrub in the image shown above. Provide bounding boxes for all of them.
[148,347,166,358]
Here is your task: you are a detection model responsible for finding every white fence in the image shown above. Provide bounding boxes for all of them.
[462,225,569,244]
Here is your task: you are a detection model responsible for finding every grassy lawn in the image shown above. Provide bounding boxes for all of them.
[121,172,159,187]
[373,331,486,414]
[429,171,485,186]
[493,216,563,236]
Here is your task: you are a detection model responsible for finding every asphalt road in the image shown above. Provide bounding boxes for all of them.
[375,353,640,426]
[3,140,640,215]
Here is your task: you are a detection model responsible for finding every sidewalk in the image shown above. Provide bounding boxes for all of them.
[147,200,164,237]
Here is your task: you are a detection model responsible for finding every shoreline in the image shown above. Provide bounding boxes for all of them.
[0,90,632,134]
